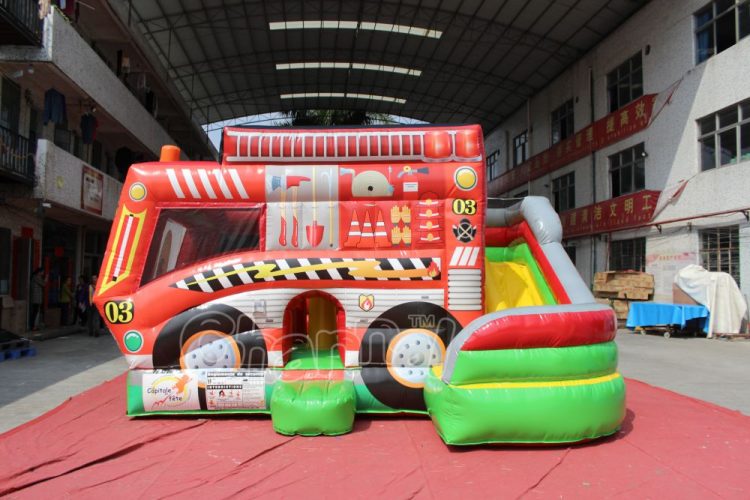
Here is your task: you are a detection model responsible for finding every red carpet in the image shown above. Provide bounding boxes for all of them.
[1,375,748,498]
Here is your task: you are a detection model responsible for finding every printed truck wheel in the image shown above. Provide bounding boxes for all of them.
[359,302,461,411]
[180,330,241,370]
[153,304,267,369]
[386,328,446,388]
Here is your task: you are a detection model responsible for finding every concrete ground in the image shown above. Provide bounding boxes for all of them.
[0,328,748,434]
[616,329,750,415]
[0,330,125,433]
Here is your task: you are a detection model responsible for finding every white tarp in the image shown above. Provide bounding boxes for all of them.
[674,265,747,337]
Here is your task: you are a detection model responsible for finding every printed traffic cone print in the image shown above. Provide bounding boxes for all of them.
[357,211,375,248]
[374,210,390,247]
[344,211,361,247]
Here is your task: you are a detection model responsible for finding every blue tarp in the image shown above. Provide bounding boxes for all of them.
[626,302,710,333]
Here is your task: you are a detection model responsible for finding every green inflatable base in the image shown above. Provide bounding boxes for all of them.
[424,370,626,445]
[270,379,356,436]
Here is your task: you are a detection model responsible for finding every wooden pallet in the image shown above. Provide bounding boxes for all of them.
[594,289,652,300]
[594,272,654,299]
[594,271,655,287]
[594,271,655,320]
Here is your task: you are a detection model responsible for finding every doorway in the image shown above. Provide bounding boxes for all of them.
[283,291,345,368]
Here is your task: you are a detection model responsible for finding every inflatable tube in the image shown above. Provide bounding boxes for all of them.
[424,369,626,445]
[441,304,616,383]
[447,341,618,385]
[271,380,356,436]
[457,305,616,351]
[486,197,592,305]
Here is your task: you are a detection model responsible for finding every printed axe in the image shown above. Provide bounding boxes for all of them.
[286,175,310,248]
[271,176,286,246]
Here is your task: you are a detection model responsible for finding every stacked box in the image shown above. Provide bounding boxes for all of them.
[593,271,654,320]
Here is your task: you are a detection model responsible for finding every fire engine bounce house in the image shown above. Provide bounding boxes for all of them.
[94,125,624,445]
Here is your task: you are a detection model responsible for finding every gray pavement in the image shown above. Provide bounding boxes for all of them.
[616,329,750,415]
[0,328,748,435]
[0,330,126,433]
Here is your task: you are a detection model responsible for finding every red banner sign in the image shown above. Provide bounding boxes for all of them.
[560,190,661,238]
[488,94,657,195]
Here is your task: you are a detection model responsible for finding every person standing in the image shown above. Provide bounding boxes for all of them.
[59,276,73,326]
[74,275,88,326]
[87,274,100,337]
[29,268,45,331]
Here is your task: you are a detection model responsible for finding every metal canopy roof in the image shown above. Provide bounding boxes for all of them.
[129,0,649,131]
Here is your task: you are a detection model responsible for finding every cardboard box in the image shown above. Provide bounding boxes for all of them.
[611,299,631,320]
[672,284,700,306]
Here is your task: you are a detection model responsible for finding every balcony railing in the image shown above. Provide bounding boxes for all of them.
[0,0,42,46]
[0,124,34,184]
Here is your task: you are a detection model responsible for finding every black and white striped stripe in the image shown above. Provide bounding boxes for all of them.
[172,257,441,292]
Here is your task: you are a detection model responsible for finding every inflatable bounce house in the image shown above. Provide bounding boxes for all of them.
[94,125,625,445]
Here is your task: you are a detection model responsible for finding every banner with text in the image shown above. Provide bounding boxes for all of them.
[560,190,661,238]
[489,94,657,195]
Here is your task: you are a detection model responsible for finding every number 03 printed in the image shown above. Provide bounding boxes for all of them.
[104,300,135,324]
[452,198,477,215]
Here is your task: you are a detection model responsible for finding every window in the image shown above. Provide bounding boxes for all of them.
[142,208,262,285]
[564,243,577,266]
[0,227,10,295]
[609,143,646,197]
[486,149,501,180]
[513,130,528,167]
[699,99,750,170]
[695,0,750,63]
[0,78,20,133]
[54,124,71,152]
[91,141,103,170]
[700,226,740,286]
[552,172,575,212]
[72,132,83,160]
[85,230,106,256]
[551,100,574,145]
[607,52,643,113]
[610,238,646,272]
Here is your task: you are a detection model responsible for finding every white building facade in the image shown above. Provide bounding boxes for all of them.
[486,0,750,304]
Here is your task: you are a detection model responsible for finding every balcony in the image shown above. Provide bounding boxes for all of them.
[0,9,177,158]
[0,0,42,46]
[0,124,34,184]
[34,139,122,221]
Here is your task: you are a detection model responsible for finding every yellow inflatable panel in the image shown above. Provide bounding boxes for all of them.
[485,260,546,312]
